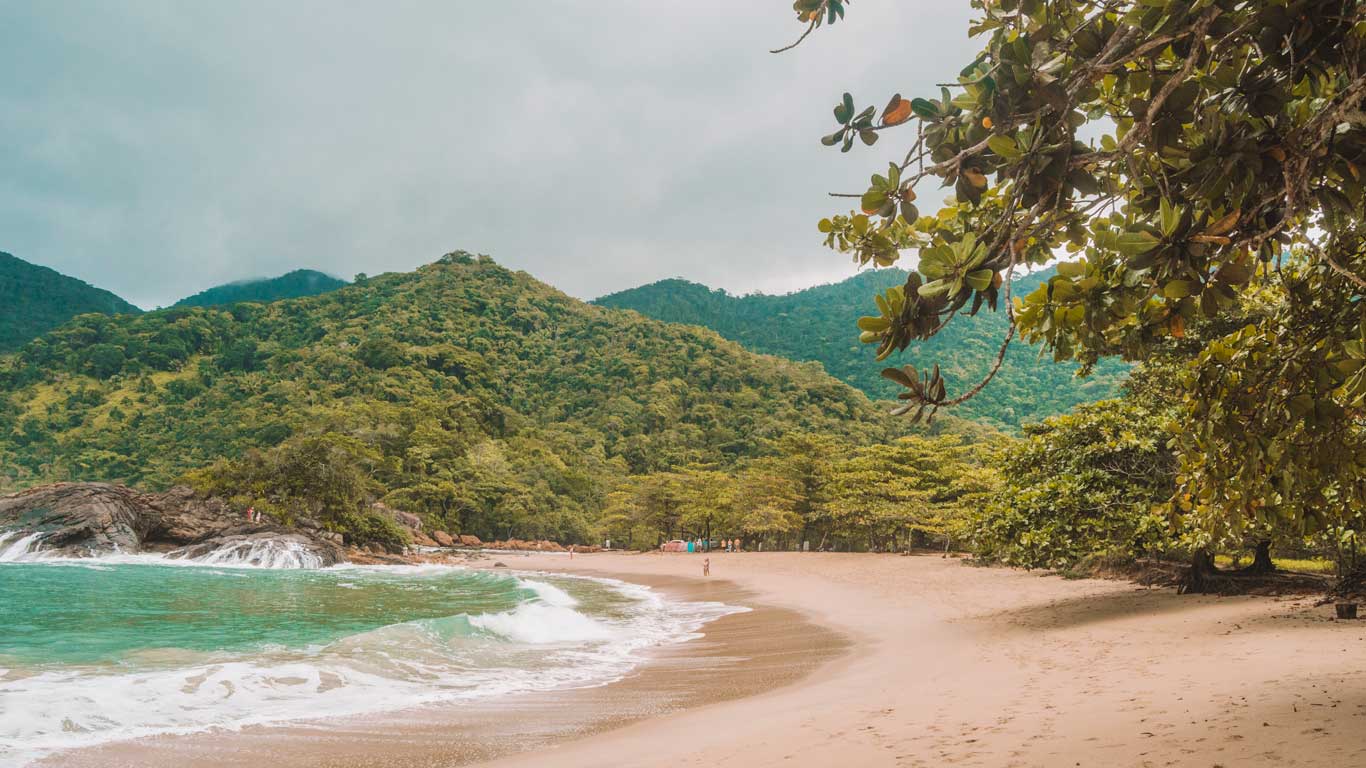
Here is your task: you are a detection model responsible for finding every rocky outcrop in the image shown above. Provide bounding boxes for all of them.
[458,534,482,547]
[484,538,568,552]
[138,485,239,545]
[0,483,152,557]
[431,530,454,547]
[372,502,423,532]
[168,528,344,568]
[0,482,343,565]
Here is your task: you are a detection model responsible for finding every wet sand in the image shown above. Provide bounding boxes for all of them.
[44,552,1366,767]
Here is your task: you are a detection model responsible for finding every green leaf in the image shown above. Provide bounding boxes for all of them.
[987,134,1021,159]
[917,279,952,298]
[1115,230,1160,256]
[1160,198,1180,238]
[965,269,995,291]
[1055,261,1086,279]
[899,200,919,222]
[1162,280,1195,299]
[917,247,954,279]
[861,191,888,214]
[910,97,938,119]
[835,93,855,124]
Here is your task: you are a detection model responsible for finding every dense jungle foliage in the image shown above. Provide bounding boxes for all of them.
[0,252,142,354]
[597,267,1129,430]
[172,269,347,309]
[0,252,932,544]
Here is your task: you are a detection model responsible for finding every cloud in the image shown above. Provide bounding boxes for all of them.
[0,0,979,308]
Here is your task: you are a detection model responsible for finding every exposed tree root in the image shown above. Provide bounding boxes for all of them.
[1179,548,1329,596]
[1062,549,1329,596]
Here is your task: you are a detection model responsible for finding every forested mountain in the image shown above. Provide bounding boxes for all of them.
[172,269,347,308]
[596,268,1129,428]
[0,252,142,354]
[0,252,914,542]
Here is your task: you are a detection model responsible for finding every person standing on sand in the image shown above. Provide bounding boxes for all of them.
[246,506,255,524]
[569,545,574,560]
[702,557,710,577]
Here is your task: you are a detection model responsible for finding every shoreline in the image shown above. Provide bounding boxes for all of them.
[40,560,844,768]
[35,551,1366,767]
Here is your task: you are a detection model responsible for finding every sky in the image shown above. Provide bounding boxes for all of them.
[0,1,980,309]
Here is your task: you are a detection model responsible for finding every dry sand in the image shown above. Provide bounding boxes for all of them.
[489,552,1366,768]
[46,552,1366,767]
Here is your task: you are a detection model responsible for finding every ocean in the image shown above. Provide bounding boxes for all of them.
[0,536,738,766]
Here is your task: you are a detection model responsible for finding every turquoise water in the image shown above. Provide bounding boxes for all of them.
[0,556,738,766]
[0,562,535,665]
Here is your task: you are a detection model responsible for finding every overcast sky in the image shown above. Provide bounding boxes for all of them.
[1,1,980,309]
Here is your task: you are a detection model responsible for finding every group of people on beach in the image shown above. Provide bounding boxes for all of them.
[685,538,741,553]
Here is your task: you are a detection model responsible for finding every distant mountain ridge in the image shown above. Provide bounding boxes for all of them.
[172,269,346,308]
[0,252,142,354]
[595,267,1129,429]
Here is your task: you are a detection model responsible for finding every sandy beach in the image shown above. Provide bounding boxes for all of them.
[46,552,1366,767]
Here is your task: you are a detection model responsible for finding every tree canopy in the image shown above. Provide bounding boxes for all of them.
[783,0,1366,548]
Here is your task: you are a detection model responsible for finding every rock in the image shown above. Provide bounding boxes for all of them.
[138,485,238,546]
[168,529,344,568]
[493,561,508,568]
[458,534,482,547]
[432,530,455,547]
[371,502,423,532]
[413,532,438,548]
[0,483,148,557]
[0,482,345,565]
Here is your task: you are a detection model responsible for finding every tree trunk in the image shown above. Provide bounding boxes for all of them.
[1243,540,1275,574]
[1179,548,1218,594]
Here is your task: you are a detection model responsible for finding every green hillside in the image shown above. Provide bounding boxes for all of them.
[0,252,910,540]
[173,269,347,308]
[0,252,142,354]
[595,268,1129,429]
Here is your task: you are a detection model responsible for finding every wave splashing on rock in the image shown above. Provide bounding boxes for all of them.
[177,536,327,569]
[0,530,46,562]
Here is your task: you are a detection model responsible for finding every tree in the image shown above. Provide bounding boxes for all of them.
[779,0,1366,551]
[969,395,1175,569]
[828,434,1002,552]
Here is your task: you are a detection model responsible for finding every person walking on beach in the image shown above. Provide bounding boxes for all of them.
[569,544,575,560]
[703,557,710,577]
[246,506,255,524]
